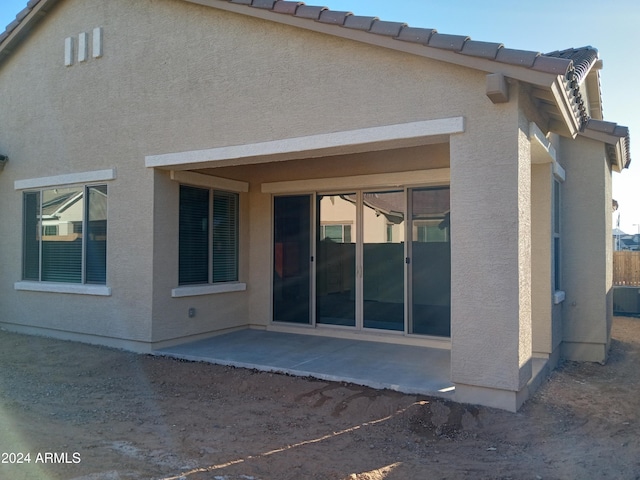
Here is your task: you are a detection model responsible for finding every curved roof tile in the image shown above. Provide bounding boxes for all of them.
[427,33,470,52]
[294,4,326,19]
[396,26,437,45]
[273,1,303,15]
[318,10,350,26]
[0,0,591,81]
[460,40,503,60]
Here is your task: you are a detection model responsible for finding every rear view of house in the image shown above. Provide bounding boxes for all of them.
[0,0,630,411]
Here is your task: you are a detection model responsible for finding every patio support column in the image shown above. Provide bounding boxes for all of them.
[449,99,533,412]
[560,136,612,362]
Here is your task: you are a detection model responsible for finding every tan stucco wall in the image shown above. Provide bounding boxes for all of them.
[531,162,553,355]
[0,0,157,346]
[450,82,533,409]
[0,0,614,412]
[560,136,612,362]
[0,0,473,347]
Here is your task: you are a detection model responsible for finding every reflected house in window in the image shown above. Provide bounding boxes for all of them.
[0,0,631,412]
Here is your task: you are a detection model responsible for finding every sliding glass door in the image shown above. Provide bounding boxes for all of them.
[362,191,405,331]
[273,187,450,337]
[409,187,451,336]
[316,194,356,327]
[273,195,311,324]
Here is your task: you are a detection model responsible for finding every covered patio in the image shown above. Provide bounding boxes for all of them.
[155,329,454,398]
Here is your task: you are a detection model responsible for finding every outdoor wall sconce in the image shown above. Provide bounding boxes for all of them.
[0,155,8,171]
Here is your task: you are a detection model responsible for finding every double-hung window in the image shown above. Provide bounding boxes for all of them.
[23,184,108,284]
[179,185,239,285]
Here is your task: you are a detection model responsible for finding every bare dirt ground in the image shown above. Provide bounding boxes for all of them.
[0,317,639,480]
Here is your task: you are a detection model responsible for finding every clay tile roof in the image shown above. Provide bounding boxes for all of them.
[343,15,378,31]
[396,26,437,45]
[460,40,503,60]
[0,0,590,85]
[495,48,540,68]
[0,0,627,159]
[318,9,351,26]
[294,5,327,20]
[251,0,277,9]
[369,20,407,38]
[546,46,599,82]
[273,1,303,15]
[427,33,470,52]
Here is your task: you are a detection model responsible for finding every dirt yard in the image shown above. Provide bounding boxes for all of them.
[0,317,639,480]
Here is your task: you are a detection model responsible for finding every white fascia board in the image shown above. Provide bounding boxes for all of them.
[146,117,465,170]
[550,77,580,138]
[15,168,116,190]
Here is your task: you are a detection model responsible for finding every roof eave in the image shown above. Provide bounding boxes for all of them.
[0,0,61,67]
[186,0,590,138]
[580,120,631,171]
[185,0,562,87]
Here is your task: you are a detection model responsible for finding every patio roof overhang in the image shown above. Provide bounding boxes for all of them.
[145,117,465,171]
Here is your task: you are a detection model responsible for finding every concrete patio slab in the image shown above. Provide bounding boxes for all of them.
[155,329,454,398]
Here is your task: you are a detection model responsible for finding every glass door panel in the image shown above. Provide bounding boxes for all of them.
[362,191,405,331]
[410,187,451,336]
[316,194,357,327]
[273,195,311,324]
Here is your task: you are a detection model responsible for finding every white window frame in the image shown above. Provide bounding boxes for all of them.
[170,171,247,298]
[552,162,565,304]
[14,169,114,296]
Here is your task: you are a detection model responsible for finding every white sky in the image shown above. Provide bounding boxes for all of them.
[1,0,638,231]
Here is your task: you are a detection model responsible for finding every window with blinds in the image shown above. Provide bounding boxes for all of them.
[22,185,108,284]
[179,185,239,285]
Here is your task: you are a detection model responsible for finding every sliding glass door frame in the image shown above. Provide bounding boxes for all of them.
[272,186,450,338]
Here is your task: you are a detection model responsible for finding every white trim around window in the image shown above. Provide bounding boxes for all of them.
[14,169,116,190]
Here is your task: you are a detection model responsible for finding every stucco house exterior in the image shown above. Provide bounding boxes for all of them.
[0,0,631,411]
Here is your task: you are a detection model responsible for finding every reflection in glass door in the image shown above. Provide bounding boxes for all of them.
[409,187,451,336]
[273,187,451,338]
[273,195,311,324]
[362,191,405,331]
[316,194,356,327]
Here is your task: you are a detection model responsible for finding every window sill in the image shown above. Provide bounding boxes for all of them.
[171,282,247,298]
[15,281,111,296]
[553,290,566,305]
